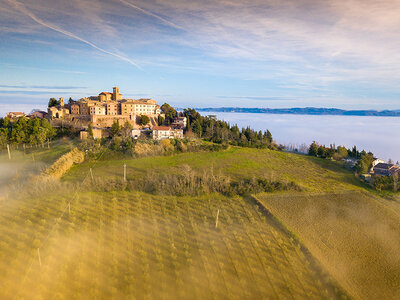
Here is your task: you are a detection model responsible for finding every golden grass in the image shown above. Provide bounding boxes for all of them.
[42,147,84,179]
[0,191,347,299]
[258,191,400,300]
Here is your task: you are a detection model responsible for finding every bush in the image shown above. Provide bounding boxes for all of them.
[84,165,301,196]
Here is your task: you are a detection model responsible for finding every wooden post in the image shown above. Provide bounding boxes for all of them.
[6,144,11,160]
[123,163,127,182]
[215,209,220,229]
[90,168,94,181]
[37,248,42,267]
[32,153,35,162]
[47,139,50,149]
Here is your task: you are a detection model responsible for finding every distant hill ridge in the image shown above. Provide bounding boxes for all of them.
[194,107,400,116]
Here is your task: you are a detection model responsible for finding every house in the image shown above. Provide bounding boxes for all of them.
[48,105,70,119]
[6,112,26,119]
[89,105,106,115]
[131,129,141,139]
[28,111,48,119]
[80,128,104,139]
[372,163,400,176]
[371,158,385,168]
[171,116,187,129]
[152,126,184,140]
[120,99,160,116]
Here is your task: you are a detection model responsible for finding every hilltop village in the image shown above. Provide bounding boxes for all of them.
[8,87,185,140]
[4,88,399,186]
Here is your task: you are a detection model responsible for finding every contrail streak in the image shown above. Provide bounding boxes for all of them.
[119,0,184,31]
[7,0,142,69]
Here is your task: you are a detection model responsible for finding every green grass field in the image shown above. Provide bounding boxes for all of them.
[65,147,364,193]
[2,143,399,299]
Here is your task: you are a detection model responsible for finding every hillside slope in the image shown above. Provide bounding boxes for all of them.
[258,191,400,299]
[2,144,398,299]
[65,147,363,193]
[0,190,347,299]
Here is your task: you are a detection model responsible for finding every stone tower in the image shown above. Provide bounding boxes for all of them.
[59,97,64,107]
[113,87,122,101]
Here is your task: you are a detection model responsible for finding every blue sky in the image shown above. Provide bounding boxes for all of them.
[1,0,400,115]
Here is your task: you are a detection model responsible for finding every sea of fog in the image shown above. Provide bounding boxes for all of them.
[200,112,400,162]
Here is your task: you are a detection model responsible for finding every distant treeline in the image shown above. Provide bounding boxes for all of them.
[194,107,400,117]
[0,117,56,149]
[182,108,275,149]
[308,141,374,174]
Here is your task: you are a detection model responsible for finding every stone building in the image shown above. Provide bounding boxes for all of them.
[89,104,106,115]
[6,112,26,119]
[48,87,163,129]
[47,98,70,119]
[120,99,160,116]
[152,126,184,140]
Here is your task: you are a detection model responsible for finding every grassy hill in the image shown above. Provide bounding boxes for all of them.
[65,147,364,193]
[258,191,400,300]
[0,190,347,299]
[1,143,399,299]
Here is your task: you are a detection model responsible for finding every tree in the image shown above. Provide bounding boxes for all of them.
[266,130,273,144]
[0,128,8,148]
[192,119,202,137]
[88,123,93,138]
[317,145,328,158]
[111,120,120,137]
[308,141,319,156]
[355,153,374,174]
[161,103,177,124]
[337,146,348,159]
[326,147,335,158]
[157,115,164,126]
[121,121,133,138]
[112,137,121,151]
[140,115,150,126]
[124,138,133,151]
[48,98,59,107]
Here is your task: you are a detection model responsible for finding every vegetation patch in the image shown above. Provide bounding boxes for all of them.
[42,147,84,179]
[83,165,300,196]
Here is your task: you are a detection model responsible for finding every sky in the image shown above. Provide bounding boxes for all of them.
[1,0,400,114]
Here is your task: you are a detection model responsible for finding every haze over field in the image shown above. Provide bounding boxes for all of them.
[1,0,400,110]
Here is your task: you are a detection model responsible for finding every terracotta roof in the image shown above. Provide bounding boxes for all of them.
[121,99,157,105]
[99,92,113,95]
[8,112,25,115]
[152,126,171,131]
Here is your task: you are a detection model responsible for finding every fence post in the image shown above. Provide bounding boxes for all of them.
[123,164,127,182]
[7,144,11,160]
[215,209,220,228]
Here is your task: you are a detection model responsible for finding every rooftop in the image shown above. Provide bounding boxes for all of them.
[152,126,171,131]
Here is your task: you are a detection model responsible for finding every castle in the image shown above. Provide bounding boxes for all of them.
[48,87,162,128]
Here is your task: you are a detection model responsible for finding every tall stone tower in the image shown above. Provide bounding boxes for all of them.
[113,87,122,101]
[59,97,64,107]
